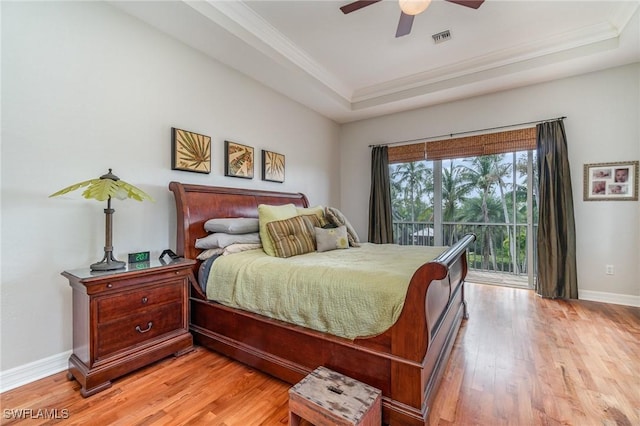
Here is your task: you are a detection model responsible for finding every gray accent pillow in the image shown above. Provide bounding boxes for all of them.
[195,232,260,249]
[315,226,349,252]
[204,218,259,234]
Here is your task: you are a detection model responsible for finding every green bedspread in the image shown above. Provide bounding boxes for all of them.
[207,243,446,340]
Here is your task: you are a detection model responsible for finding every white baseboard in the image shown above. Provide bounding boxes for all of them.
[0,350,71,394]
[579,290,640,307]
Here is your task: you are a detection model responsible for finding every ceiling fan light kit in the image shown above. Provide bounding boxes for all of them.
[340,0,484,38]
[398,0,432,16]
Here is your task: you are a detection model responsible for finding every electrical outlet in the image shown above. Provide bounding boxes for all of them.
[605,264,614,275]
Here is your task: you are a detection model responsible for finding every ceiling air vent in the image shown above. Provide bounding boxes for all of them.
[432,30,452,44]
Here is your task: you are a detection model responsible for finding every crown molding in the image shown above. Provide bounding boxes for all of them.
[188,0,352,101]
[110,1,640,122]
[352,21,622,103]
[192,1,638,113]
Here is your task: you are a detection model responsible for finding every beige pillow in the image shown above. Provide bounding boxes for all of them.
[300,213,323,229]
[258,203,299,256]
[222,243,262,256]
[196,243,262,260]
[325,207,361,247]
[296,205,326,225]
[267,216,316,258]
[196,247,225,260]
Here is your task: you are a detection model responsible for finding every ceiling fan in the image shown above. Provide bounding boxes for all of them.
[340,0,485,38]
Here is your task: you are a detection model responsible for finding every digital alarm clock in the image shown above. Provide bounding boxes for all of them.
[128,251,150,264]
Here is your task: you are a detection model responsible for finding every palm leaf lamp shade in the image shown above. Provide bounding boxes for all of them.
[50,169,154,271]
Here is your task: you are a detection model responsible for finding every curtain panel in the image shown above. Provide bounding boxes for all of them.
[368,146,393,243]
[536,120,578,299]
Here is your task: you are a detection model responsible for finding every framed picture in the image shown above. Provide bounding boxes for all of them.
[225,140,254,179]
[262,150,285,183]
[171,127,211,174]
[583,160,638,201]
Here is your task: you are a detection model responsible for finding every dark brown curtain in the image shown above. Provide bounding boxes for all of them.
[368,146,393,243]
[536,120,578,298]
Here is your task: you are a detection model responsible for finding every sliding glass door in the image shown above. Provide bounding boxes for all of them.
[389,150,537,287]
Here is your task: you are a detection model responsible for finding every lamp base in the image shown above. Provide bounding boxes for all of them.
[90,251,126,271]
[90,259,126,271]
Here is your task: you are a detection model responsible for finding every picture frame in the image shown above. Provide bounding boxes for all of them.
[171,127,211,174]
[262,150,285,183]
[583,160,638,201]
[224,140,254,179]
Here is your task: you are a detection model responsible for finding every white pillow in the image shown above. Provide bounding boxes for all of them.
[195,232,260,249]
[204,217,259,234]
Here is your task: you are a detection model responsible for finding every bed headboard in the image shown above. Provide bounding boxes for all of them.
[168,182,309,274]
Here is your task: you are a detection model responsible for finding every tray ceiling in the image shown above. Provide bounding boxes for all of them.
[111,1,640,123]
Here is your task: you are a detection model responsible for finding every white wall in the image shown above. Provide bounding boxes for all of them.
[339,63,640,301]
[1,1,340,373]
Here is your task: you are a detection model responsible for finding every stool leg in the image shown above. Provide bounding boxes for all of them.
[289,411,301,426]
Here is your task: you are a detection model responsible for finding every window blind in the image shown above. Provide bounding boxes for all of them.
[387,142,426,164]
[387,127,536,164]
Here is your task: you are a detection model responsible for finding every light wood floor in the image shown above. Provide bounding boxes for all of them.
[1,283,638,425]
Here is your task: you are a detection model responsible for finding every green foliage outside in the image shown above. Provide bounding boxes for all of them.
[390,152,538,274]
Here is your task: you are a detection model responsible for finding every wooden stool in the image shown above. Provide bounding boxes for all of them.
[289,366,382,426]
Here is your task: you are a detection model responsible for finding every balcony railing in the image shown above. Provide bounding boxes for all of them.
[392,221,537,278]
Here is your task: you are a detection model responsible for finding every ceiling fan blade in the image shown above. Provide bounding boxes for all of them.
[445,0,485,9]
[340,0,382,14]
[395,12,414,38]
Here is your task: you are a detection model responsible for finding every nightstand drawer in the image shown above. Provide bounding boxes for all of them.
[97,282,183,323]
[96,302,184,359]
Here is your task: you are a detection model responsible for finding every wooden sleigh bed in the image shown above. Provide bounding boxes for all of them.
[169,181,475,425]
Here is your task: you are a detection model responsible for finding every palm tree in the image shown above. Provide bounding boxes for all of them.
[390,161,432,222]
[492,159,519,273]
[441,160,472,244]
[458,195,504,270]
[458,155,512,270]
[389,166,406,219]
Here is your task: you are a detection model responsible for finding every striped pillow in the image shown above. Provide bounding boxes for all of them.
[267,215,316,258]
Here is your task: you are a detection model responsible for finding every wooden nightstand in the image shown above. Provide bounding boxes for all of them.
[63,258,195,397]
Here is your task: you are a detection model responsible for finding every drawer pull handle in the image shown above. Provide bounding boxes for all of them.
[135,322,153,333]
[107,283,113,288]
[141,297,148,304]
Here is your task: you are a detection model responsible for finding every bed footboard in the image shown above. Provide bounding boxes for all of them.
[385,233,475,423]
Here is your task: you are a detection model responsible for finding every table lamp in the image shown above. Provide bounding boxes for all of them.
[50,169,154,271]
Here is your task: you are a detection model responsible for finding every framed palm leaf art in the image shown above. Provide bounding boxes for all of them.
[262,150,285,183]
[171,128,211,174]
[225,140,254,179]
